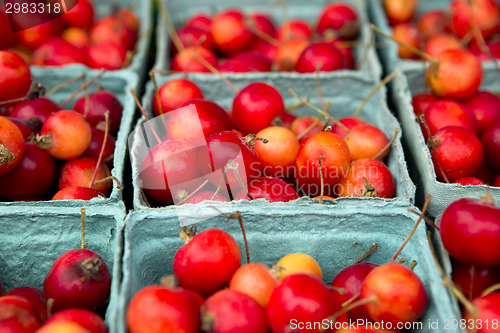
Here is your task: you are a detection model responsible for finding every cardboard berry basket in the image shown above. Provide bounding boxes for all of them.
[368,0,498,74]
[30,0,153,86]
[0,69,137,209]
[0,204,126,332]
[154,0,382,80]
[390,65,500,217]
[114,200,460,333]
[129,71,415,210]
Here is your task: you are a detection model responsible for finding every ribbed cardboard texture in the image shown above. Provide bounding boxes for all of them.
[368,0,499,74]
[30,0,153,86]
[115,200,460,333]
[130,71,415,210]
[0,69,137,209]
[0,205,125,332]
[391,64,500,217]
[155,0,382,79]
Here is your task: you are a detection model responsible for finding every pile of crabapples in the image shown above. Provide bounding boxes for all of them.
[437,196,500,332]
[383,0,500,61]
[141,76,397,206]
[0,211,111,332]
[0,51,122,201]
[127,224,429,333]
[0,0,139,70]
[168,2,360,73]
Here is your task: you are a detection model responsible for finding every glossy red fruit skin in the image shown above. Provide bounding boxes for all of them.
[210,9,255,55]
[296,131,351,196]
[44,249,111,313]
[335,158,396,198]
[440,198,500,267]
[173,229,242,297]
[185,14,212,32]
[171,46,218,73]
[0,143,56,201]
[418,9,447,40]
[127,285,201,333]
[0,51,32,102]
[431,126,483,182]
[266,274,346,333]
[424,100,480,137]
[83,128,116,164]
[0,116,25,176]
[331,263,378,320]
[295,42,346,73]
[74,90,123,134]
[86,42,128,70]
[58,157,112,196]
[481,121,500,173]
[423,33,463,58]
[360,263,428,325]
[152,79,204,116]
[0,10,15,49]
[449,0,499,39]
[4,287,47,322]
[331,117,366,139]
[228,51,273,72]
[171,25,214,54]
[0,296,41,332]
[276,19,312,41]
[232,83,285,134]
[235,176,299,202]
[10,97,60,123]
[427,49,483,101]
[316,2,359,40]
[91,16,136,50]
[453,176,486,185]
[44,309,107,333]
[180,191,229,205]
[52,186,105,201]
[197,131,261,192]
[32,38,86,66]
[168,99,233,143]
[465,91,500,133]
[16,19,63,51]
[62,0,94,29]
[451,259,500,300]
[249,12,276,38]
[203,289,268,333]
[40,110,92,161]
[412,92,439,116]
[464,292,500,333]
[140,140,201,205]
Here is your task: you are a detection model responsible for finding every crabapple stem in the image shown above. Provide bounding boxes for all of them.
[318,155,325,204]
[410,260,417,270]
[288,88,350,132]
[59,70,105,108]
[160,275,177,289]
[5,116,43,131]
[158,0,184,52]
[211,163,232,201]
[81,208,86,250]
[481,283,500,297]
[296,113,325,141]
[244,134,269,147]
[407,208,440,231]
[247,22,284,47]
[341,292,360,308]
[228,160,255,200]
[285,98,309,112]
[354,72,397,118]
[354,243,379,264]
[89,111,110,189]
[372,128,400,160]
[419,115,450,183]
[192,52,240,93]
[175,179,210,205]
[370,24,438,63]
[426,231,478,315]
[184,34,207,76]
[0,82,45,106]
[467,0,500,72]
[329,295,378,322]
[130,88,162,145]
[389,194,431,264]
[44,73,86,97]
[140,188,152,208]
[0,144,14,167]
[149,69,169,130]
[92,176,122,190]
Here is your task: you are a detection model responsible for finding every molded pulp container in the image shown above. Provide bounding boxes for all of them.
[155,0,382,79]
[0,205,126,332]
[31,0,153,85]
[115,199,461,333]
[130,71,415,210]
[390,65,500,217]
[368,0,499,74]
[0,69,137,209]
